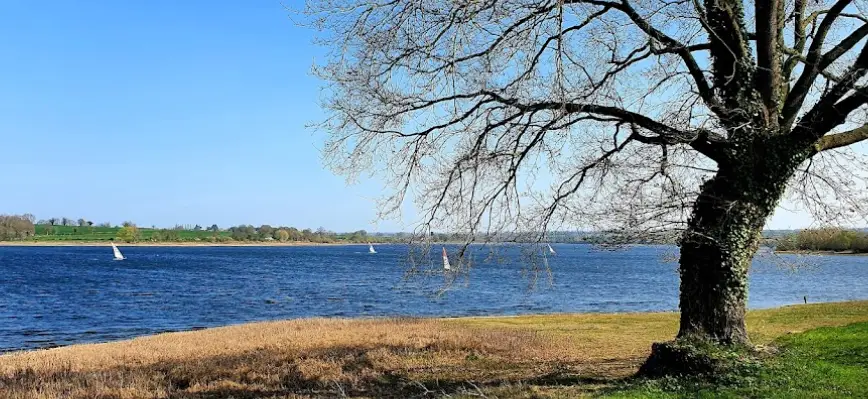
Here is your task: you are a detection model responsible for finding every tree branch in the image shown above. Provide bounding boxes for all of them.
[785,5,868,83]
[784,0,808,84]
[782,0,857,128]
[817,125,868,152]
[703,0,754,119]
[482,91,726,162]
[575,0,721,115]
[782,23,868,86]
[505,5,613,90]
[796,43,868,141]
[755,0,783,125]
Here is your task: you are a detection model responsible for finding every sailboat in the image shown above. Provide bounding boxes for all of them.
[547,243,556,255]
[368,243,376,254]
[442,247,451,271]
[111,242,125,260]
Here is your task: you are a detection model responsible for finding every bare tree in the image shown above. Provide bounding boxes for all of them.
[0,214,36,240]
[22,214,36,224]
[305,0,868,372]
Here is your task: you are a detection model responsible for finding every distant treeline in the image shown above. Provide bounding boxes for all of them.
[1,213,693,245]
[0,213,396,244]
[775,228,868,253]
[37,223,389,244]
[1,214,609,244]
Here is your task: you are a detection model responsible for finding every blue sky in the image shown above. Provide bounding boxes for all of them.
[0,0,815,231]
[0,0,409,231]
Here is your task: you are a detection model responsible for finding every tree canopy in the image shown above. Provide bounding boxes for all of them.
[307,0,868,237]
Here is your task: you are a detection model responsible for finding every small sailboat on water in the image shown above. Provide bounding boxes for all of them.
[111,242,125,260]
[368,243,377,254]
[442,247,451,271]
[547,243,556,255]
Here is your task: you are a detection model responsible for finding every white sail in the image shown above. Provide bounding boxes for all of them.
[547,243,556,255]
[111,242,125,260]
[368,243,376,254]
[442,247,451,271]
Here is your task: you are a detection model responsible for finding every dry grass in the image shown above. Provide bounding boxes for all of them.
[2,301,867,398]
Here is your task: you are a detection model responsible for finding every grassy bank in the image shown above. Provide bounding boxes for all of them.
[1,301,867,398]
[610,321,868,398]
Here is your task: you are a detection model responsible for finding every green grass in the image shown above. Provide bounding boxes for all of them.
[27,224,381,243]
[32,225,231,241]
[605,322,868,398]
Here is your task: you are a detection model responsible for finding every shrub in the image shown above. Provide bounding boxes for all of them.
[777,228,868,253]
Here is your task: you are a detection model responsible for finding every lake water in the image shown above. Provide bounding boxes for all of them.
[1,244,867,352]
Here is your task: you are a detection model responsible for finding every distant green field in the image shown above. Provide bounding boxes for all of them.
[33,225,231,241]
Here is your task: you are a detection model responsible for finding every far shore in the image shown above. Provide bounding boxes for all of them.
[775,249,868,256]
[0,240,384,247]
[0,240,572,247]
[10,241,868,254]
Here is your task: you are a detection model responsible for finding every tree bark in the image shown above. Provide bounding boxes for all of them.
[679,134,814,343]
[677,173,765,345]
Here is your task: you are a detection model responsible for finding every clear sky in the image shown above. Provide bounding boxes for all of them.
[0,0,408,232]
[0,0,816,232]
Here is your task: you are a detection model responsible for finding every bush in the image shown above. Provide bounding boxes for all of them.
[777,228,868,253]
[116,225,140,243]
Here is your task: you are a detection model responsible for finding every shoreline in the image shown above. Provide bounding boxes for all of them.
[2,300,865,355]
[0,301,865,398]
[0,241,384,247]
[774,249,868,256]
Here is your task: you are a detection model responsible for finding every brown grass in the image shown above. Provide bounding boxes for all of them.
[2,301,867,398]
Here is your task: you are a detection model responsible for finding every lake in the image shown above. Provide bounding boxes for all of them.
[1,244,867,352]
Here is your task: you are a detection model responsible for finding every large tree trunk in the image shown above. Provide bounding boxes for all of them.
[641,137,811,376]
[677,173,768,345]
